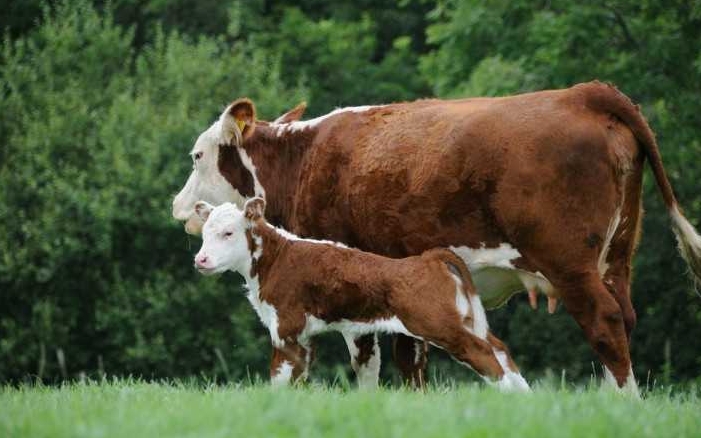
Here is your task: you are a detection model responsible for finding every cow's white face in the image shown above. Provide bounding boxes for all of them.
[172,103,253,235]
[194,202,250,275]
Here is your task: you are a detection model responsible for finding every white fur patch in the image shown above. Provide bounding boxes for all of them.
[450,243,522,270]
[468,292,489,339]
[271,105,383,136]
[495,370,531,392]
[670,206,701,276]
[302,315,411,342]
[358,337,381,389]
[236,147,266,199]
[342,332,381,389]
[599,207,622,277]
[244,275,284,348]
[494,350,511,373]
[271,360,294,386]
[266,224,348,248]
[452,274,469,318]
[604,366,640,398]
[451,243,555,307]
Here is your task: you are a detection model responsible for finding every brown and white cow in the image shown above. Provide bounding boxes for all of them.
[193,197,530,390]
[172,81,701,393]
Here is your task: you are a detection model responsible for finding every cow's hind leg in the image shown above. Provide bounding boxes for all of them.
[556,272,639,395]
[392,335,428,388]
[602,163,644,341]
[342,333,381,389]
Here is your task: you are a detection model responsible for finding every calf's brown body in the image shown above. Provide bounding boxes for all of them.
[244,212,524,388]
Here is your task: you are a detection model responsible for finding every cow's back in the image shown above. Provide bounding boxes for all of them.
[291,86,639,275]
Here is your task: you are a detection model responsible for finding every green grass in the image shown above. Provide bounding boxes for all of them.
[1,380,700,438]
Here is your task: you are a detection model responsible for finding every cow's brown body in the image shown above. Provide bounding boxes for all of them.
[175,81,701,389]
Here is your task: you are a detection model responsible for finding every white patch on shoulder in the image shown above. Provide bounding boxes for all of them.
[599,207,622,277]
[271,105,384,136]
[271,360,294,386]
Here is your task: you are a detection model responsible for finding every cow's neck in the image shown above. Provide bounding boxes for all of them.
[241,123,318,227]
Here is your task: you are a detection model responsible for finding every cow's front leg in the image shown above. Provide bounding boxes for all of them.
[270,342,312,386]
[342,333,381,389]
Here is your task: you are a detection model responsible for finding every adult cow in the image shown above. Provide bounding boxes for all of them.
[172,81,701,393]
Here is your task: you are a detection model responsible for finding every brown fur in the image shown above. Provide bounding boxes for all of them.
[214,81,697,387]
[249,216,517,384]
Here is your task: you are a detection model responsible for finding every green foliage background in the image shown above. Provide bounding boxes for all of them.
[1,0,700,385]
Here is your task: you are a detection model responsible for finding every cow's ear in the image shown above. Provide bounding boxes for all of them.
[194,201,215,223]
[244,197,266,222]
[221,98,256,146]
[273,101,307,124]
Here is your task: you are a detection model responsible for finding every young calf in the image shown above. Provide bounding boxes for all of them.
[194,198,530,391]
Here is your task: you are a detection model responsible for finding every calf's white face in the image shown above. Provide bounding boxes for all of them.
[193,202,250,275]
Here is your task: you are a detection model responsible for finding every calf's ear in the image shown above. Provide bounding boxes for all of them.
[194,201,215,222]
[244,197,266,221]
[221,98,256,146]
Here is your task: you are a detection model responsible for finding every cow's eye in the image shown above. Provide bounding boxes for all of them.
[194,152,203,160]
[224,231,233,238]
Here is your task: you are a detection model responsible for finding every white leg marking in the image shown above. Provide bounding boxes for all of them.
[493,350,530,392]
[342,332,380,389]
[357,337,381,390]
[603,366,640,398]
[271,361,294,386]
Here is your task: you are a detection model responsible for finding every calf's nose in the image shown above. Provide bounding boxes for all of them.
[195,254,209,269]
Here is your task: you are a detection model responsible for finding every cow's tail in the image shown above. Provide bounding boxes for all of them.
[579,81,701,284]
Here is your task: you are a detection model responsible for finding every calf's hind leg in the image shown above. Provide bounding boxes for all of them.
[425,326,529,391]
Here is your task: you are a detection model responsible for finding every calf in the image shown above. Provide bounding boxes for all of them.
[193,197,530,391]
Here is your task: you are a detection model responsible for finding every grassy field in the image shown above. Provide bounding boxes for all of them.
[1,380,700,438]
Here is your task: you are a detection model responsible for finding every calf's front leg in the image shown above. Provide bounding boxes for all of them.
[270,343,312,386]
[342,333,381,389]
